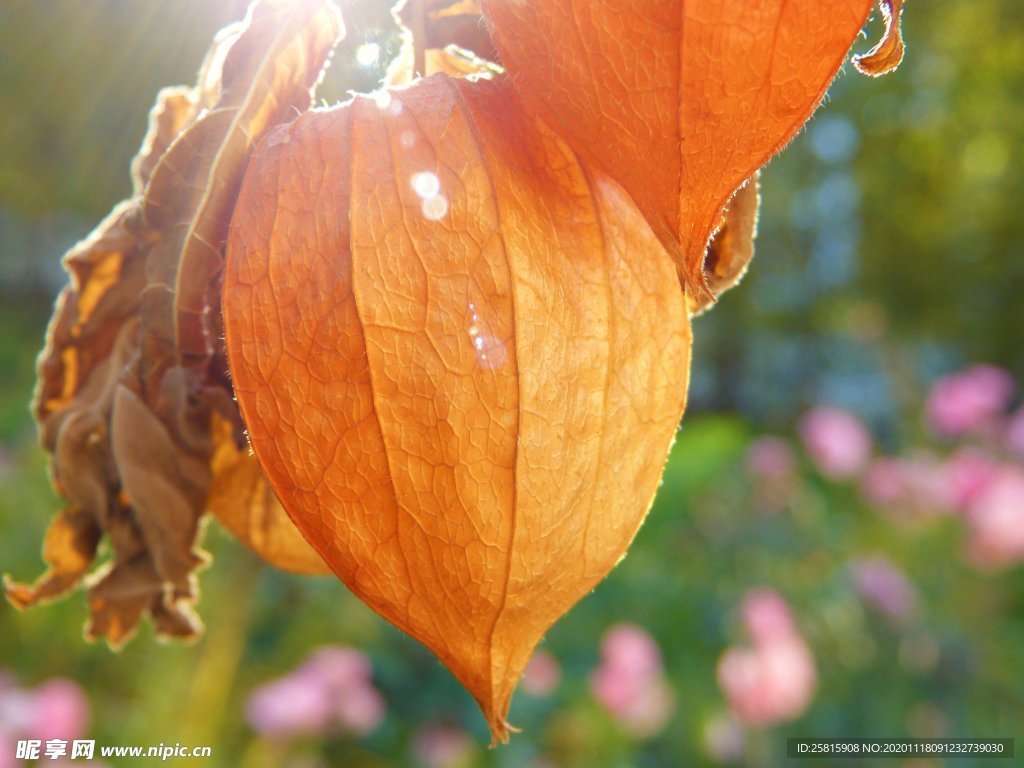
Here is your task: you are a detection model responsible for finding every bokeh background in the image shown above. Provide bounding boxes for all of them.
[1,1,1022,766]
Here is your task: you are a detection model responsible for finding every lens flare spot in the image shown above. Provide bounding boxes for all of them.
[356,42,380,67]
[411,172,441,200]
[421,194,449,221]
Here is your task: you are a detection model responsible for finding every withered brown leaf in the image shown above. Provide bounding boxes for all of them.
[142,0,345,367]
[6,0,340,646]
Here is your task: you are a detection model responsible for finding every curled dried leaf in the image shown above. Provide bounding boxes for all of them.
[33,202,145,425]
[853,0,906,77]
[130,87,199,195]
[86,554,203,649]
[9,314,139,613]
[689,174,760,316]
[8,0,346,646]
[110,384,211,592]
[4,510,100,610]
[142,0,345,369]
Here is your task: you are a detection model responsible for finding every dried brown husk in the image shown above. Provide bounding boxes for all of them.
[6,0,339,646]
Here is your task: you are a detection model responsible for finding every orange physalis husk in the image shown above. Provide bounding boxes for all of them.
[223,74,691,742]
[481,0,876,302]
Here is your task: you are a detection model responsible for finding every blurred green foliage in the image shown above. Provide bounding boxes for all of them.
[1,1,1022,767]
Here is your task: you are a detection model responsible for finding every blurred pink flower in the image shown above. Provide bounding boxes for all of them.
[902,455,957,513]
[597,624,663,680]
[0,674,92,768]
[1006,407,1024,456]
[944,448,999,511]
[331,681,386,736]
[301,647,372,688]
[247,671,334,738]
[247,646,385,739]
[799,407,872,479]
[0,687,33,736]
[26,679,90,743]
[718,644,816,728]
[0,674,90,740]
[850,556,918,623]
[926,365,1014,438]
[963,467,1024,569]
[717,589,816,726]
[746,437,798,510]
[746,437,796,480]
[742,588,799,646]
[590,624,675,737]
[521,650,560,697]
[860,454,956,517]
[298,647,384,734]
[860,458,905,506]
[0,733,15,768]
[411,723,474,768]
